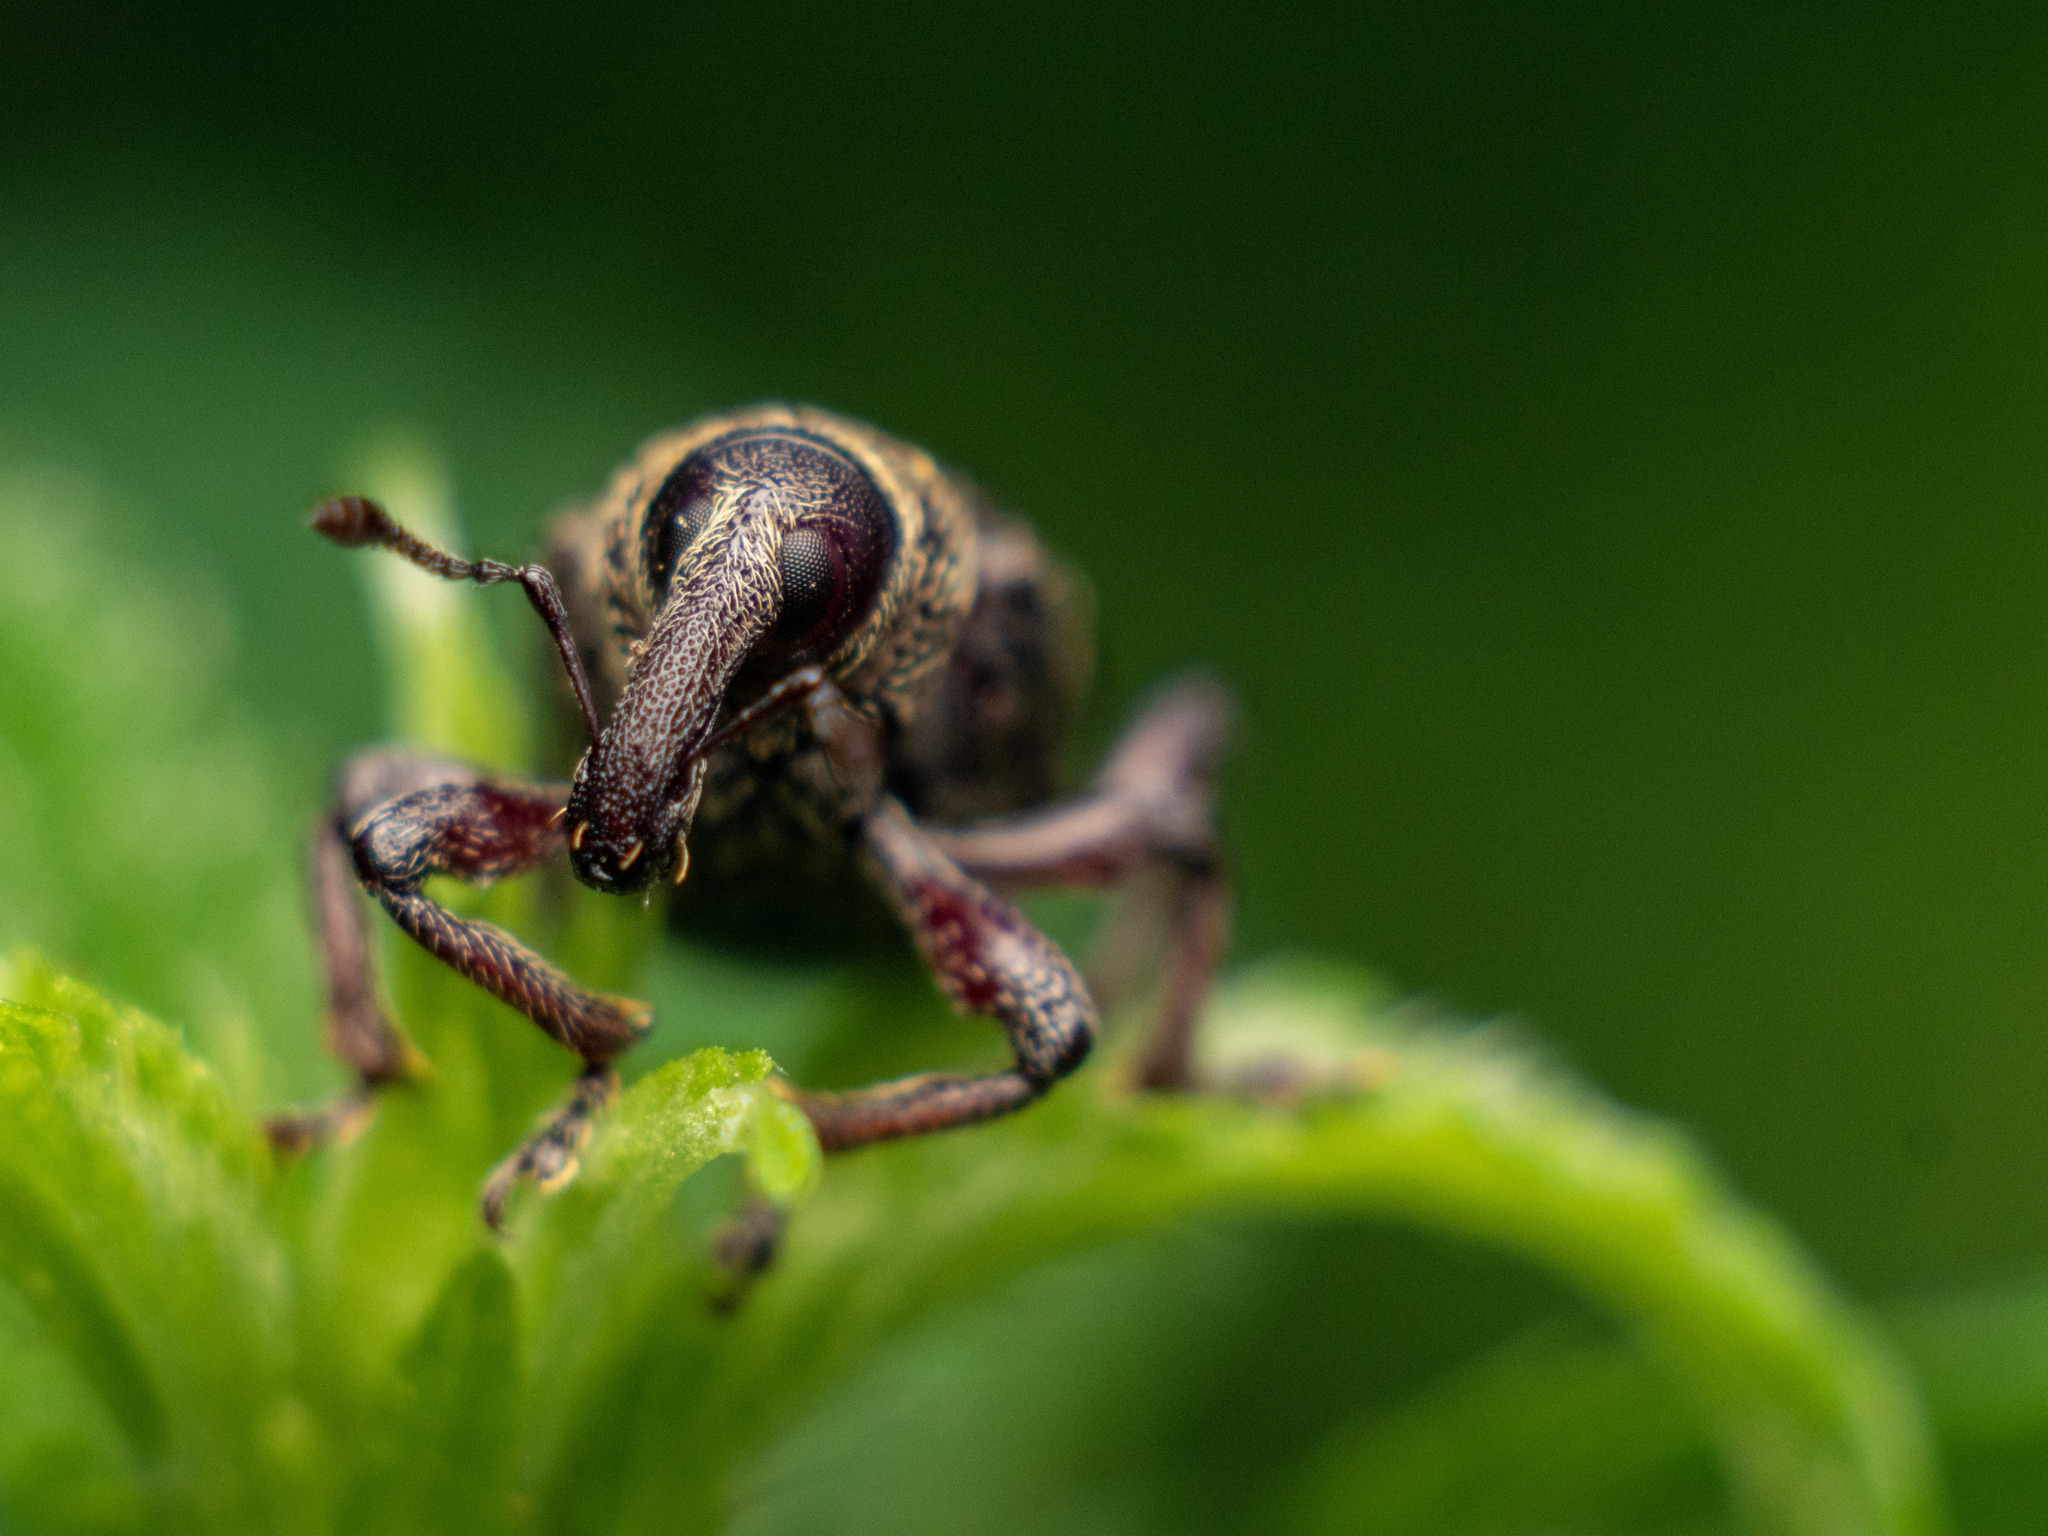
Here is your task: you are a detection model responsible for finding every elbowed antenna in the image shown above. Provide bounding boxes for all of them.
[308,495,606,750]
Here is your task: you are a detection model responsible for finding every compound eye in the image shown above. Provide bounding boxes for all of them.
[773,526,839,643]
[644,457,717,594]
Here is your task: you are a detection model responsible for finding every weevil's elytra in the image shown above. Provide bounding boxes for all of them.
[267,404,1234,1239]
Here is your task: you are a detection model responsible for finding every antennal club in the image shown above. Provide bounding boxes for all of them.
[308,494,604,750]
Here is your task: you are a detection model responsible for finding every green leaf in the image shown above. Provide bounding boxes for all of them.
[0,468,321,1112]
[1270,1328,1721,1536]
[512,1048,820,1528]
[0,1276,147,1535]
[1885,1273,2048,1536]
[1258,1267,2048,1536]
[568,961,1939,1536]
[0,954,312,1532]
[743,1087,823,1208]
[339,1248,523,1536]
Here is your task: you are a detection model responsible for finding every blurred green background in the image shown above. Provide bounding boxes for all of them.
[5,0,2048,1517]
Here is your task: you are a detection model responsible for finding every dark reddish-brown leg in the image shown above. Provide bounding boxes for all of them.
[266,749,653,1222]
[796,796,1097,1150]
[708,1194,789,1312]
[261,821,402,1155]
[347,767,659,1227]
[920,677,1232,1089]
[728,673,1095,1150]
[479,1064,620,1229]
[282,507,650,1225]
[346,773,646,1060]
[267,751,488,1152]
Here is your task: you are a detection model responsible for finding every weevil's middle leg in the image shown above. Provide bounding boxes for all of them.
[261,814,407,1156]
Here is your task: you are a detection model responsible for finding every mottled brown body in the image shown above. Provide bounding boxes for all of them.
[546,406,1096,947]
[269,404,1231,1233]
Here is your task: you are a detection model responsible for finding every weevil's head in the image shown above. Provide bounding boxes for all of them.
[562,419,904,893]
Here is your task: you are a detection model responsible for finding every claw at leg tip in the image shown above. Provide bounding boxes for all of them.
[535,1154,582,1194]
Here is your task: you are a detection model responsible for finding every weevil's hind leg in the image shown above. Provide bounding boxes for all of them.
[920,676,1233,1090]
[793,796,1097,1151]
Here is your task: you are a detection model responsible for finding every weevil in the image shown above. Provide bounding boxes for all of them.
[267,405,1231,1229]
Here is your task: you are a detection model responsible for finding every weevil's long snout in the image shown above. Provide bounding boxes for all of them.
[562,514,782,893]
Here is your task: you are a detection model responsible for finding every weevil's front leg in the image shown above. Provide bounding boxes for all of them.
[268,750,511,1153]
[350,774,648,1061]
[267,754,653,1212]
[920,677,1232,1090]
[714,669,1096,1149]
[694,669,1097,1148]
[345,769,657,1226]
[796,795,1097,1150]
[479,1064,619,1229]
